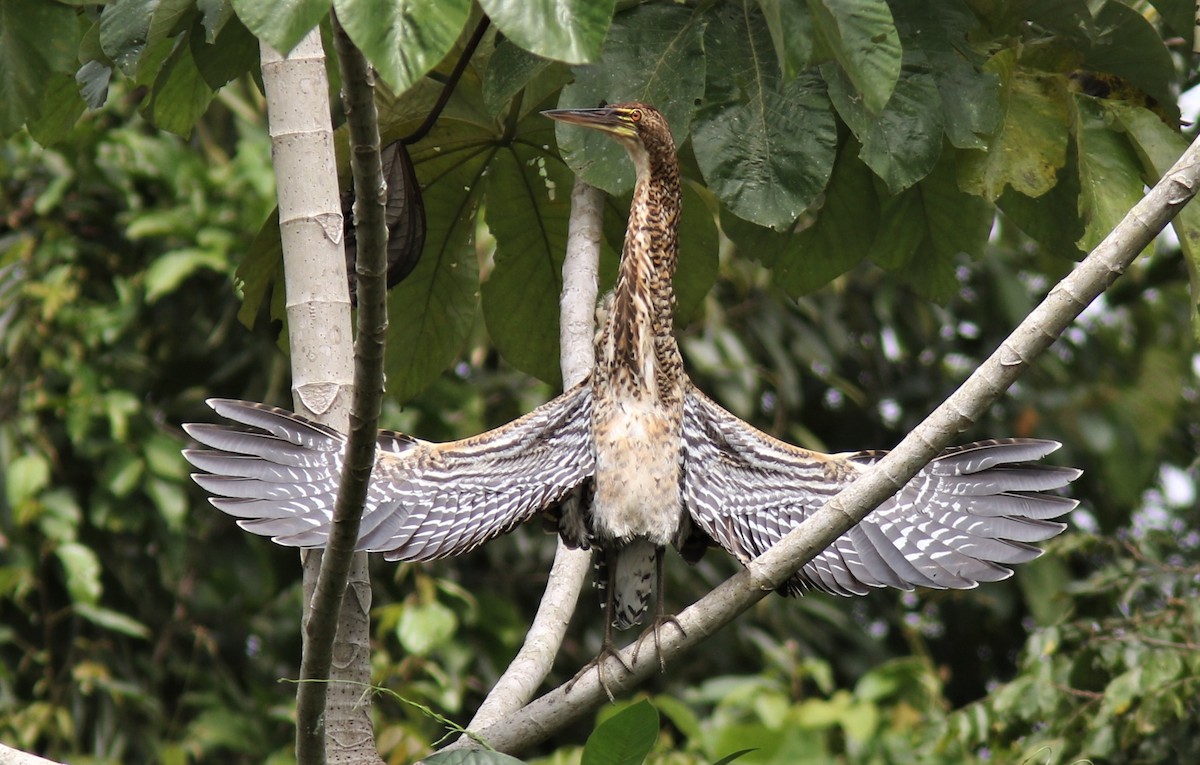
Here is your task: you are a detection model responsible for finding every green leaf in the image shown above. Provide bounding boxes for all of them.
[74,603,152,639]
[100,0,158,77]
[232,0,330,55]
[871,148,990,302]
[483,40,553,116]
[37,490,81,545]
[397,601,458,656]
[26,74,86,147]
[757,0,813,80]
[1072,94,1144,253]
[482,135,574,385]
[582,699,659,765]
[1085,1,1176,124]
[77,60,113,110]
[0,0,81,135]
[479,0,614,65]
[650,694,702,742]
[806,0,900,114]
[712,750,757,765]
[770,143,878,296]
[145,249,227,302]
[237,209,283,329]
[143,24,217,136]
[57,542,103,606]
[891,1,1000,150]
[335,0,470,94]
[695,76,837,231]
[385,118,485,402]
[555,3,706,194]
[191,12,258,90]
[6,453,50,508]
[956,49,1069,202]
[147,477,188,530]
[1148,0,1193,39]
[997,152,1084,257]
[1109,102,1200,339]
[696,2,836,230]
[1097,667,1142,719]
[198,0,235,42]
[147,0,197,49]
[825,55,942,193]
[674,182,720,322]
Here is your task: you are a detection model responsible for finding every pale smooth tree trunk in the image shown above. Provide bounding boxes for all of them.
[258,30,380,763]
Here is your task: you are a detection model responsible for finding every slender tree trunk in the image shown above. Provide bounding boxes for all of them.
[258,30,380,763]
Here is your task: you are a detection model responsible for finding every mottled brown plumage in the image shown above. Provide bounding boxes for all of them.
[546,105,690,635]
[183,104,1079,692]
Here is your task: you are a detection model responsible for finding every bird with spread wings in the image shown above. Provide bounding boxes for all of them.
[184,103,1078,668]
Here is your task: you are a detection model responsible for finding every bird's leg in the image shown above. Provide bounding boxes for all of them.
[567,549,632,701]
[632,550,685,670]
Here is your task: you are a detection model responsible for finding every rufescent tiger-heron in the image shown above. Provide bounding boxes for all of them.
[183,103,1079,695]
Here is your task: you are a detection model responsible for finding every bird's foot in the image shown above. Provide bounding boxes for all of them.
[632,613,686,670]
[567,643,631,702]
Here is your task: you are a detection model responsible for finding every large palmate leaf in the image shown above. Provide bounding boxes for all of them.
[232,0,329,55]
[1109,102,1200,340]
[0,0,81,135]
[335,0,471,94]
[479,0,614,65]
[870,149,991,302]
[695,0,836,230]
[956,49,1070,202]
[1071,94,1144,254]
[770,144,879,296]
[384,116,486,402]
[806,0,900,114]
[555,3,707,194]
[481,114,576,384]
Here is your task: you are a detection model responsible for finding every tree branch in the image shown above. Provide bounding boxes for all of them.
[0,744,66,765]
[291,14,390,765]
[466,180,605,730]
[257,28,380,765]
[452,128,1200,755]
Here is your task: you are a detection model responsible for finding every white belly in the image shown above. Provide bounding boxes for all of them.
[592,397,682,546]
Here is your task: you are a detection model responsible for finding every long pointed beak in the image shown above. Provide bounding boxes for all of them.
[542,107,631,136]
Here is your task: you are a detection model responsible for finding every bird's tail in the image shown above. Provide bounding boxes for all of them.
[596,540,658,630]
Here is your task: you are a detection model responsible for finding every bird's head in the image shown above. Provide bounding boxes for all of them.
[543,102,675,173]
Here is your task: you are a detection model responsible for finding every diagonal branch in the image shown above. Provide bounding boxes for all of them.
[466,180,605,730]
[449,129,1200,755]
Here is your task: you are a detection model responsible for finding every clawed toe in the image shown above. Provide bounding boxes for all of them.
[568,644,632,702]
[632,614,686,669]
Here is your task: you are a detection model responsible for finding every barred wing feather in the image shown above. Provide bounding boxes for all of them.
[681,385,1079,597]
[184,383,595,561]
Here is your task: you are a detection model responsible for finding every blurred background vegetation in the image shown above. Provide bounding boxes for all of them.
[3,1,1200,763]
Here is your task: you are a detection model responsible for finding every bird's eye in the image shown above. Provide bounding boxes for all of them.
[629,109,643,123]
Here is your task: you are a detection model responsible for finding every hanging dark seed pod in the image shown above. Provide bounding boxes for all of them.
[343,140,426,306]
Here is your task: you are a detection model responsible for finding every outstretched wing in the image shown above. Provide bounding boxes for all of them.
[681,385,1079,596]
[184,382,595,561]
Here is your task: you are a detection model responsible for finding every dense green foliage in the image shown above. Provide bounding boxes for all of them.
[2,0,1199,763]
